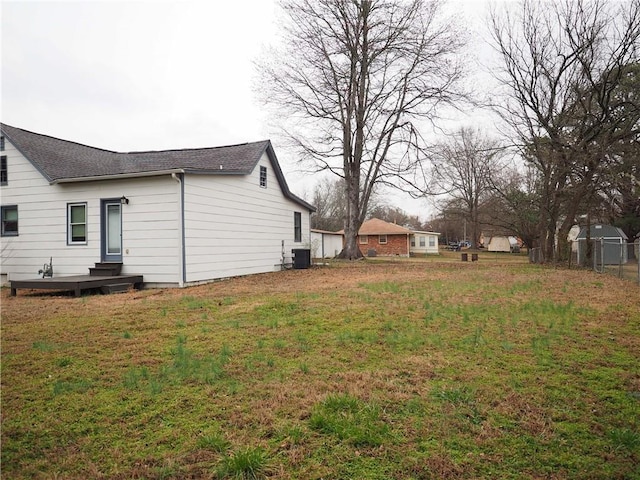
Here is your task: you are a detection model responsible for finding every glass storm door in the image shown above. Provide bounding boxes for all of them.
[101,200,122,262]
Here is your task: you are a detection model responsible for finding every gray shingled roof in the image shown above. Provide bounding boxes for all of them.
[1,123,269,181]
[1,123,315,211]
[576,224,628,240]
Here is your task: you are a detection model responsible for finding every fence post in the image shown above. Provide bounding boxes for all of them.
[619,242,623,279]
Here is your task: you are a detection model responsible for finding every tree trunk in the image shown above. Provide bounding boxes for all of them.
[545,222,556,262]
[340,0,368,261]
[471,196,479,249]
[556,215,574,263]
[539,202,558,263]
[537,179,557,263]
[341,220,363,259]
[338,162,364,260]
[340,195,364,259]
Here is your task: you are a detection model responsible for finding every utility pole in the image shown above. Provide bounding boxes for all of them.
[463,219,467,243]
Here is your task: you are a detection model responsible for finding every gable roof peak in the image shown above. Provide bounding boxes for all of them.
[359,218,413,235]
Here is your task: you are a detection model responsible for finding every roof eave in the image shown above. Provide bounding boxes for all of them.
[51,169,186,184]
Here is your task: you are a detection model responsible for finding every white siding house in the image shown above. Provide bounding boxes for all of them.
[0,124,314,288]
[409,231,440,255]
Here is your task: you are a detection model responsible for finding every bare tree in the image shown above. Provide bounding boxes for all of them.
[258,0,466,259]
[367,204,424,230]
[308,177,347,231]
[429,208,463,245]
[488,0,640,262]
[606,147,640,240]
[429,127,502,248]
[597,63,640,240]
[483,164,540,250]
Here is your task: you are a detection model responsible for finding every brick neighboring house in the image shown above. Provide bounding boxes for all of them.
[353,218,413,256]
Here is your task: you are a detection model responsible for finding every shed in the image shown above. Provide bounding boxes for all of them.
[310,229,343,258]
[486,235,518,253]
[576,224,628,265]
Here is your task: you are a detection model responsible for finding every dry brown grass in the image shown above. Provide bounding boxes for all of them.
[2,258,639,479]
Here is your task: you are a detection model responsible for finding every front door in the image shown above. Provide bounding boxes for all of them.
[101,200,122,262]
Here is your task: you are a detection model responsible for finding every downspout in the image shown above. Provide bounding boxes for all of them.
[172,173,186,287]
[308,211,313,264]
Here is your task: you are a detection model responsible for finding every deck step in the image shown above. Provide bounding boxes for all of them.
[100,283,132,294]
[90,262,122,276]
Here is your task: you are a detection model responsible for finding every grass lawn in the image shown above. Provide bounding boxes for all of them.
[2,258,639,479]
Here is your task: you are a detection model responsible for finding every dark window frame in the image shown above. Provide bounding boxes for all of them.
[294,211,302,242]
[0,136,5,151]
[1,205,18,236]
[1,156,7,185]
[259,166,267,188]
[67,202,88,245]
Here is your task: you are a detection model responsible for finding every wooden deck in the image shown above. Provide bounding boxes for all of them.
[10,274,144,297]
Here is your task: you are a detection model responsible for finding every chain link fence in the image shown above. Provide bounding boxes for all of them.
[569,239,640,284]
[529,241,640,284]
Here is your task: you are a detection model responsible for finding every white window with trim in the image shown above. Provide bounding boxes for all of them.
[379,235,387,244]
[420,236,425,247]
[359,235,368,244]
[68,203,87,244]
[429,236,436,247]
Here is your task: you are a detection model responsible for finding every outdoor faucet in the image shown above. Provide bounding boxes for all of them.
[38,257,53,278]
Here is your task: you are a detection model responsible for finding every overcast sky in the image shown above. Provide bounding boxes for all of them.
[1,0,497,220]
